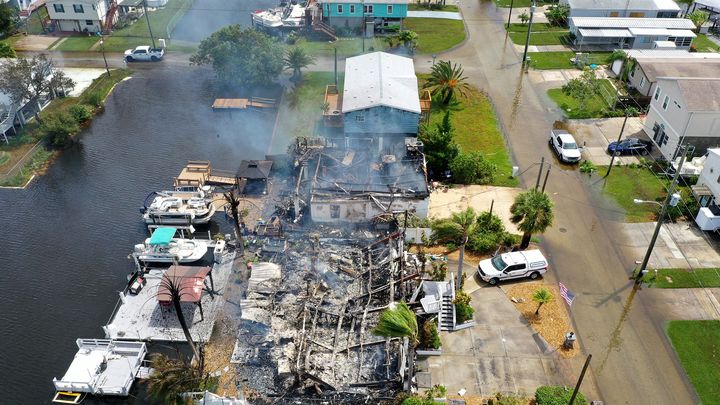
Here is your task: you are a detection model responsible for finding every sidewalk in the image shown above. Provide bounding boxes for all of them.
[621,222,720,270]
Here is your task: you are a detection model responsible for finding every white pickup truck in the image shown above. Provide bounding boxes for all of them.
[124,46,164,62]
[477,249,549,285]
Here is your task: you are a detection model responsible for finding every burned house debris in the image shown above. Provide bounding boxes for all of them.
[237,160,273,195]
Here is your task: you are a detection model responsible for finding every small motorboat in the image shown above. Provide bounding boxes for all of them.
[141,187,216,226]
[133,227,208,264]
[252,8,284,28]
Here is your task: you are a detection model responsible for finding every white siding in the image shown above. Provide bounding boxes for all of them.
[47,0,105,32]
[697,150,720,199]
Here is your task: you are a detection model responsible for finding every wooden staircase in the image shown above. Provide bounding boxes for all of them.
[438,278,456,331]
[312,20,337,41]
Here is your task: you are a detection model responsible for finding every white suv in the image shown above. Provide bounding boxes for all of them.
[477,250,549,285]
[549,129,581,163]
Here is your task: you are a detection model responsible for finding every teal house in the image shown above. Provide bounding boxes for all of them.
[321,0,409,29]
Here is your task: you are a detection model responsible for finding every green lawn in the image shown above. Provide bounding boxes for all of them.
[600,166,665,222]
[693,34,720,52]
[404,18,466,54]
[507,23,562,32]
[643,268,720,288]
[104,0,192,52]
[425,81,517,187]
[52,36,99,51]
[528,51,611,70]
[547,78,616,119]
[297,37,387,57]
[508,30,569,46]
[408,3,459,11]
[276,72,343,141]
[667,321,720,404]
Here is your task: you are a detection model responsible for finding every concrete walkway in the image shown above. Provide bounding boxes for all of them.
[425,274,567,397]
[407,10,462,20]
[566,117,645,166]
[504,6,550,24]
[621,222,720,270]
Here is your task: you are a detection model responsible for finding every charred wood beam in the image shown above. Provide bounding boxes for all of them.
[349,379,398,387]
[302,372,337,392]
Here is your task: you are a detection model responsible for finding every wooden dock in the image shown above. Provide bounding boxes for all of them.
[212,97,277,110]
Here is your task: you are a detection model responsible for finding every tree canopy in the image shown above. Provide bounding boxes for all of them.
[510,189,554,249]
[373,301,419,346]
[423,60,470,105]
[284,46,315,81]
[0,55,75,121]
[561,69,599,111]
[190,25,284,87]
[0,41,15,58]
[418,111,459,177]
[450,151,496,185]
[0,4,19,37]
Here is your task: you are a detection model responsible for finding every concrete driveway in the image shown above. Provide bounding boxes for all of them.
[566,117,647,166]
[424,273,567,397]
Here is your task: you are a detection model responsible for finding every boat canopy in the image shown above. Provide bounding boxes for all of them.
[149,227,177,246]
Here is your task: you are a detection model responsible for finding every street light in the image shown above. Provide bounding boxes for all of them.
[632,147,686,282]
[100,37,111,78]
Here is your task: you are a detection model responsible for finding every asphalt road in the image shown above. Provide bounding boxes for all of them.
[17,4,698,401]
[439,2,696,404]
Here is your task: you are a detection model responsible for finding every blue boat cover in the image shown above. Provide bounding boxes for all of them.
[149,227,177,245]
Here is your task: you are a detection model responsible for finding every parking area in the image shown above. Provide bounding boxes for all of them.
[566,117,653,166]
[422,272,569,398]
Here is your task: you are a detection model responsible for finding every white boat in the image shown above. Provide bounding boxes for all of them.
[252,2,307,29]
[133,227,208,263]
[142,187,216,226]
[252,8,284,28]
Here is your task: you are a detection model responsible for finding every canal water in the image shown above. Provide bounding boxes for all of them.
[0,65,275,404]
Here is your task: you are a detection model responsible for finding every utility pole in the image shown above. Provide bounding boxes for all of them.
[506,0,515,29]
[534,156,544,190]
[142,0,157,49]
[521,0,536,67]
[541,166,551,193]
[635,145,687,282]
[100,37,111,78]
[334,47,338,86]
[605,112,629,177]
[569,354,592,405]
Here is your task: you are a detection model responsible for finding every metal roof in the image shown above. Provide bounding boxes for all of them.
[157,265,211,304]
[666,29,697,37]
[342,52,421,114]
[624,49,720,58]
[629,27,671,36]
[578,28,633,37]
[567,0,679,11]
[570,17,696,29]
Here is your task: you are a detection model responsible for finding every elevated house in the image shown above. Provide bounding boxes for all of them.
[562,0,680,18]
[320,0,409,30]
[626,58,720,96]
[642,77,720,160]
[568,17,696,49]
[694,148,720,230]
[340,52,422,150]
[45,0,118,33]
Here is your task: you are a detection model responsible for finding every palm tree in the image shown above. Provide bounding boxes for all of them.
[284,47,315,82]
[423,60,471,105]
[510,189,554,249]
[532,288,554,315]
[397,30,418,49]
[146,353,203,403]
[373,301,419,346]
[159,274,202,363]
[686,10,710,31]
[224,190,245,256]
[431,207,479,289]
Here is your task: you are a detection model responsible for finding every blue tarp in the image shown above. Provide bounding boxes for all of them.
[149,227,177,246]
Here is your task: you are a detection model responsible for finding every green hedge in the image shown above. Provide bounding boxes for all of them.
[535,386,587,405]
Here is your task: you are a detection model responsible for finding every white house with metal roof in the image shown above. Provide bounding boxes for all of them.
[643,77,720,160]
[342,51,421,136]
[569,17,697,49]
[626,57,720,96]
[562,0,680,18]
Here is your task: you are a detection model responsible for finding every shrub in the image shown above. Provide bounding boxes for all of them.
[535,386,588,405]
[83,90,104,107]
[43,111,80,147]
[426,384,447,399]
[69,104,92,123]
[453,291,474,324]
[466,211,514,254]
[430,261,447,281]
[487,392,525,405]
[0,42,15,58]
[450,151,497,184]
[419,320,441,349]
[286,31,298,45]
[579,160,596,174]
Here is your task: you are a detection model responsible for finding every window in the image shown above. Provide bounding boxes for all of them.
[609,11,619,17]
[629,11,645,17]
[85,20,93,25]
[662,95,669,110]
[639,77,645,88]
[355,114,365,122]
[330,205,340,219]
[654,87,661,101]
[73,4,84,13]
[337,4,343,13]
[349,4,355,13]
[364,4,373,13]
[387,5,393,14]
[505,264,526,272]
[630,64,636,77]
[53,4,64,12]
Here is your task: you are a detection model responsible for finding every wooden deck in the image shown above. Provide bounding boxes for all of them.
[212,97,277,110]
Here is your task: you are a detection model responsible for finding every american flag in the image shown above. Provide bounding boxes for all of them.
[559,282,575,306]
